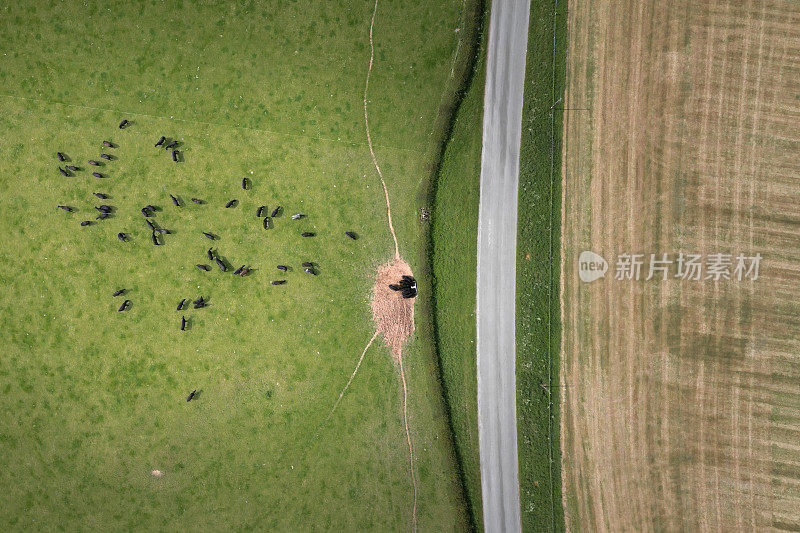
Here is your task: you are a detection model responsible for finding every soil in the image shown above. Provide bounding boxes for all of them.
[370,257,415,358]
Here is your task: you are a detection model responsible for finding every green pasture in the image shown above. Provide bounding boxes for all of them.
[430,0,487,528]
[0,0,471,530]
[0,0,455,151]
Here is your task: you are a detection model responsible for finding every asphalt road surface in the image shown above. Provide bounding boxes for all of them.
[476,0,531,531]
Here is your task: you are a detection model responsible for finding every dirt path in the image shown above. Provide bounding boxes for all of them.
[371,258,417,530]
[362,0,416,529]
[363,0,400,260]
[399,356,417,531]
[324,331,379,423]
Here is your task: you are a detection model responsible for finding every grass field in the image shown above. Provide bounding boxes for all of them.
[561,0,800,530]
[429,0,488,528]
[515,0,566,531]
[0,0,473,530]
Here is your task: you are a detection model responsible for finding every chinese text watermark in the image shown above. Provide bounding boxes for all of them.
[578,252,761,282]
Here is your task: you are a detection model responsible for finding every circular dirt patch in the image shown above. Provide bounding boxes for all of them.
[371,258,415,358]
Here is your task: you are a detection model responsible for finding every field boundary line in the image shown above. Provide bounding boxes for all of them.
[427,0,467,141]
[450,0,467,79]
[414,0,486,529]
[546,0,564,529]
[0,92,422,156]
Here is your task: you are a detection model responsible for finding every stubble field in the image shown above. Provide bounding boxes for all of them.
[560,1,800,530]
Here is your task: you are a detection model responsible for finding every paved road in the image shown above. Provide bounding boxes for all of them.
[476,0,531,531]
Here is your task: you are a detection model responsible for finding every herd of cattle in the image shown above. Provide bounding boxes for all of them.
[55,119,415,399]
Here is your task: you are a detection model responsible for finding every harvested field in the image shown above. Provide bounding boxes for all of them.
[560,1,800,531]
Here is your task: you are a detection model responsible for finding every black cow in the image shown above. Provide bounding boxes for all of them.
[80,220,92,226]
[145,219,157,231]
[291,214,305,220]
[119,119,129,129]
[66,165,79,172]
[196,264,211,271]
[202,231,216,240]
[142,207,153,217]
[180,316,187,331]
[58,167,70,177]
[191,198,204,204]
[301,232,315,237]
[277,265,288,272]
[96,205,113,213]
[165,140,178,150]
[256,206,266,217]
[118,232,129,242]
[240,267,253,276]
[186,389,197,401]
[388,284,401,291]
[93,192,110,199]
[96,213,111,220]
[215,258,227,272]
[151,231,162,245]
[88,160,100,166]
[304,268,317,276]
[57,152,66,161]
[172,150,179,162]
[92,172,104,178]
[193,298,207,309]
[170,194,181,207]
[58,205,74,212]
[233,265,244,275]
[345,231,358,240]
[100,154,112,160]
[207,248,215,260]
[271,280,286,285]
[155,136,166,147]
[102,140,114,148]
[225,199,237,208]
[301,262,313,268]
[270,206,281,218]
[118,300,131,312]
[112,289,126,297]
[242,177,250,190]
[263,217,271,230]
[177,299,186,311]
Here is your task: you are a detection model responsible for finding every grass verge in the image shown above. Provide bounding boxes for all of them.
[515,0,568,531]
[415,0,488,530]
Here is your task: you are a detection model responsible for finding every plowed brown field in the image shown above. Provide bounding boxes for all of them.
[560,1,800,530]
